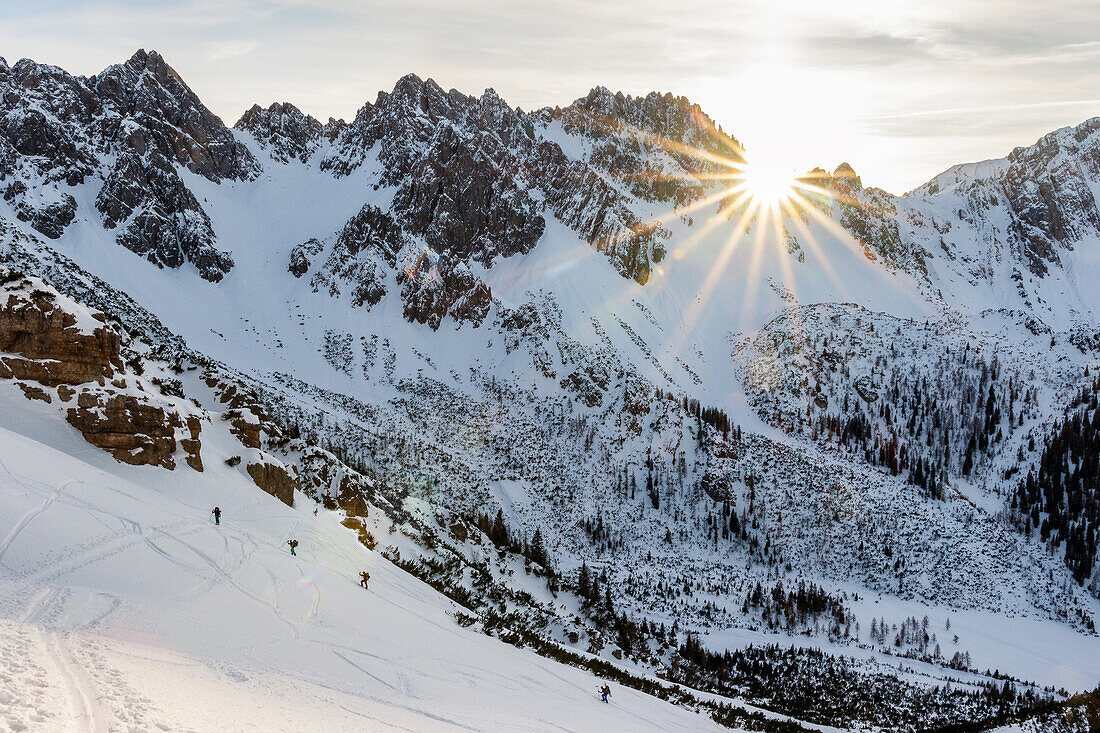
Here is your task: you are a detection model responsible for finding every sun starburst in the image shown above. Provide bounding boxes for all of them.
[731,155,798,209]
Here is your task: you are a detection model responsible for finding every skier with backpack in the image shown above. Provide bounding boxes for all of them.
[599,684,611,703]
[359,571,370,589]
[211,507,221,525]
[288,539,298,556]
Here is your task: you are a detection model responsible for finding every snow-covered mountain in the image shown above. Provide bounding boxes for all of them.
[2,48,1100,731]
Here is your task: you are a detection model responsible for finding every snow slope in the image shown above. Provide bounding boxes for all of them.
[0,383,726,733]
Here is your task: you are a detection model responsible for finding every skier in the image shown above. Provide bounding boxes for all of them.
[599,684,611,703]
[211,507,221,525]
[359,571,370,589]
[288,539,298,556]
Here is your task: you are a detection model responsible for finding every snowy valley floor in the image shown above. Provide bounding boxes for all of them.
[0,401,729,733]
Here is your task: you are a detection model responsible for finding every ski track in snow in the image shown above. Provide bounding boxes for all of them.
[0,411,729,733]
[42,630,104,733]
[0,480,74,566]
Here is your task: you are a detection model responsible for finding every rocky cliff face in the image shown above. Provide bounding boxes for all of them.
[794,164,927,275]
[776,125,1100,316]
[245,460,297,506]
[270,74,738,326]
[0,50,257,281]
[0,268,204,471]
[93,50,257,182]
[288,76,546,327]
[546,86,742,209]
[236,102,323,164]
[65,389,202,470]
[296,444,372,515]
[910,119,1100,273]
[0,272,121,385]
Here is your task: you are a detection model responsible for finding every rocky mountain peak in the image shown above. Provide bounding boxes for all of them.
[476,87,511,129]
[387,72,434,103]
[900,116,1100,280]
[0,49,256,280]
[574,85,616,110]
[235,101,322,163]
[361,73,463,136]
[1008,116,1100,170]
[832,162,862,190]
[94,48,258,183]
[567,86,741,158]
[122,48,182,86]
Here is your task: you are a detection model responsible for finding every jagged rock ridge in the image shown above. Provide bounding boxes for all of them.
[0,49,257,281]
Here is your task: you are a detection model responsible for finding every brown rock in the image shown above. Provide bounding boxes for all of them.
[246,461,297,506]
[0,288,122,386]
[66,390,180,469]
[181,438,203,472]
[57,385,75,402]
[341,495,369,518]
[17,382,51,403]
[230,416,262,449]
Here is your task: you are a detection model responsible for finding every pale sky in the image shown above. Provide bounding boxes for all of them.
[3,0,1099,193]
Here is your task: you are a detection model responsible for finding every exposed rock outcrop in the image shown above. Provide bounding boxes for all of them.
[227,410,261,449]
[0,272,121,385]
[246,460,296,506]
[400,254,493,330]
[17,382,50,402]
[207,376,281,449]
[548,86,742,210]
[2,270,203,471]
[296,443,373,513]
[905,116,1100,282]
[1000,120,1100,276]
[182,415,203,471]
[301,204,405,308]
[65,389,194,470]
[95,149,232,281]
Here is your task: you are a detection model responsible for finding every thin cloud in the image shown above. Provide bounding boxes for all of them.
[1,0,1098,193]
[801,33,933,67]
[860,98,1100,122]
[206,40,260,62]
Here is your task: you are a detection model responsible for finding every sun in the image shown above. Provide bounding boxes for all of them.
[736,154,797,209]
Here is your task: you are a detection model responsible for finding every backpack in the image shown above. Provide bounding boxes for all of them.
[289,540,298,548]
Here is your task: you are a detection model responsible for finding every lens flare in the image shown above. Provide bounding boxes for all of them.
[549,113,850,357]
[733,154,798,209]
